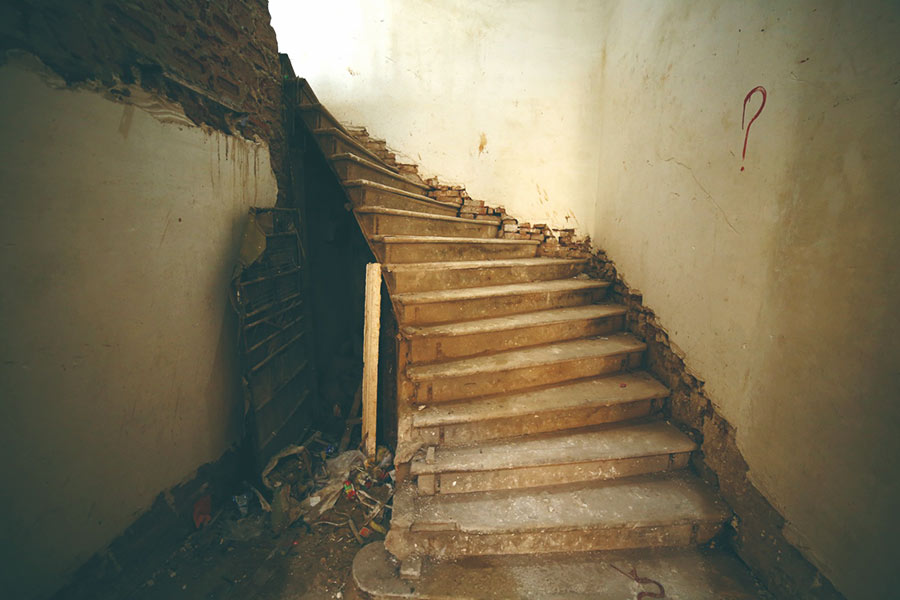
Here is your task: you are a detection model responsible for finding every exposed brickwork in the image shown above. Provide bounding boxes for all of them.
[0,0,288,200]
[587,249,845,600]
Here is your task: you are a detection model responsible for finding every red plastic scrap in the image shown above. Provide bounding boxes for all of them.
[192,494,212,529]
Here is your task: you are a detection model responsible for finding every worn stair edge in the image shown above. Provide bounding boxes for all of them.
[383,258,590,294]
[313,126,399,173]
[404,304,626,339]
[385,473,730,560]
[356,206,501,226]
[411,421,696,475]
[357,209,501,241]
[407,333,645,382]
[371,235,539,246]
[352,542,771,599]
[412,374,669,429]
[394,278,607,305]
[409,374,667,448]
[331,152,430,192]
[406,335,646,404]
[372,236,541,264]
[385,257,587,274]
[410,422,696,495]
[402,304,627,363]
[344,179,460,216]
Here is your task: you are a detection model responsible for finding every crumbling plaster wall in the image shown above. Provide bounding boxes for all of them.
[590,2,900,598]
[270,0,604,237]
[0,2,287,598]
[0,56,278,600]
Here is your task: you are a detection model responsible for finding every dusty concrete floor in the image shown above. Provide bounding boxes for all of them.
[66,498,370,600]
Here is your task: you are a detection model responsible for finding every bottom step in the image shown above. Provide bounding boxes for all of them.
[352,542,771,599]
[386,472,729,561]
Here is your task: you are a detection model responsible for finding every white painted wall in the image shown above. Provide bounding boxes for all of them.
[271,0,604,235]
[0,57,277,599]
[271,1,900,597]
[590,2,900,598]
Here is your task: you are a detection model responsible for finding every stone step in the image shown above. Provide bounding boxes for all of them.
[370,235,539,265]
[383,257,588,293]
[394,278,608,325]
[297,103,346,138]
[411,373,669,447]
[313,127,399,173]
[406,334,645,404]
[403,304,626,363]
[356,206,500,239]
[331,152,430,195]
[353,542,770,599]
[410,421,696,495]
[385,471,730,561]
[345,180,460,217]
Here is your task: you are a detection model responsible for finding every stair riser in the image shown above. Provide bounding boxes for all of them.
[316,133,386,167]
[333,158,425,195]
[413,399,657,447]
[347,186,458,217]
[374,241,538,264]
[388,522,722,560]
[397,286,607,326]
[300,109,337,133]
[417,453,692,495]
[407,314,626,363]
[412,351,643,404]
[357,213,500,240]
[385,261,588,293]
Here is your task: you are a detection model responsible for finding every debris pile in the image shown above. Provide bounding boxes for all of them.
[195,432,395,551]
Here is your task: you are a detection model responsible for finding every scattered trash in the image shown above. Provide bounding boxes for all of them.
[271,485,304,531]
[222,514,267,542]
[233,492,250,517]
[193,495,212,529]
[261,441,314,492]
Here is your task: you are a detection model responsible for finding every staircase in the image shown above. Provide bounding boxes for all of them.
[295,81,765,598]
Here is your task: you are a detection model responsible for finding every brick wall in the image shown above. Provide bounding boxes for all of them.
[0,0,287,198]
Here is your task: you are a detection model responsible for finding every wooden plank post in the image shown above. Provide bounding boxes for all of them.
[362,263,382,460]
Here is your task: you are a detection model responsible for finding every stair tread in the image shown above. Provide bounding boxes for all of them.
[410,421,696,475]
[407,334,644,381]
[395,278,607,305]
[354,542,769,599]
[372,235,540,245]
[344,178,459,205]
[405,471,729,534]
[385,257,587,273]
[356,206,501,225]
[412,373,668,428]
[403,304,626,338]
[331,152,430,190]
[313,127,399,172]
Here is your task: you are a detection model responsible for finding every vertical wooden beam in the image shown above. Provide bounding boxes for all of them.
[363,263,382,459]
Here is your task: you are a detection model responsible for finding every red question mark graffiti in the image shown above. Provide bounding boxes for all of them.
[741,86,767,172]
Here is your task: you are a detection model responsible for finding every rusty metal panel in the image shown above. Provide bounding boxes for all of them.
[231,207,316,469]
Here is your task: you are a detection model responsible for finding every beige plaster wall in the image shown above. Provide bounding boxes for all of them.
[590,2,900,597]
[270,0,603,236]
[0,58,277,599]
